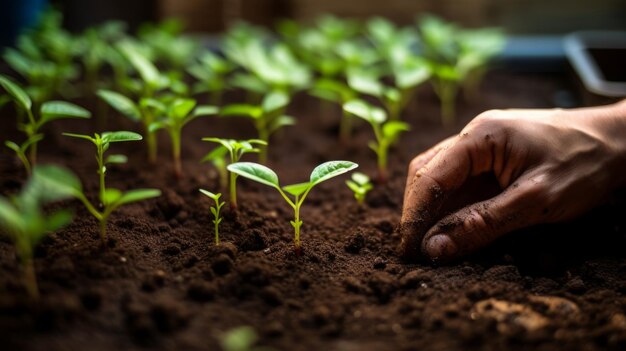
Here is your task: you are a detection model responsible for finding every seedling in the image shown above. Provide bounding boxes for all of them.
[148,99,218,178]
[220,326,272,351]
[346,172,373,206]
[202,138,267,210]
[0,165,78,299]
[188,51,235,105]
[343,99,410,182]
[418,15,504,126]
[1,75,91,173]
[309,78,357,143]
[199,189,225,245]
[228,161,358,254]
[221,91,295,164]
[62,131,161,245]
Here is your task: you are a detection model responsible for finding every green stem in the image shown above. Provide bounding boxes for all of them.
[99,218,108,247]
[293,203,301,251]
[171,129,182,179]
[438,80,458,128]
[22,255,39,300]
[377,144,388,184]
[229,172,238,210]
[97,143,105,206]
[339,108,352,144]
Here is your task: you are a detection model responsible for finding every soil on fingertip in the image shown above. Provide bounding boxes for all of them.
[1,71,626,351]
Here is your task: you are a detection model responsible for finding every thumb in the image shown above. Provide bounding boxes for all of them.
[421,177,547,262]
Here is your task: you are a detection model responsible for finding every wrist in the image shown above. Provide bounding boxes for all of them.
[590,100,626,188]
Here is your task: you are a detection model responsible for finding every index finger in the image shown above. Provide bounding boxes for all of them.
[398,136,475,260]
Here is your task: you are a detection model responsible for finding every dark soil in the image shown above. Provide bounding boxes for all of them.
[1,71,626,351]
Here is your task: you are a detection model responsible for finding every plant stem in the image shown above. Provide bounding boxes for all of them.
[99,218,108,247]
[97,143,105,206]
[339,108,352,144]
[210,90,222,106]
[229,172,238,210]
[293,204,301,255]
[377,148,388,184]
[29,141,37,167]
[171,129,182,179]
[438,80,458,128]
[23,256,39,300]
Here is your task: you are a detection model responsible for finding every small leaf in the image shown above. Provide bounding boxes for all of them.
[31,165,83,200]
[220,104,262,118]
[210,207,217,216]
[227,162,280,188]
[106,154,128,164]
[310,161,358,186]
[102,131,143,143]
[351,172,371,186]
[40,101,91,125]
[346,180,362,193]
[63,132,96,144]
[347,71,384,97]
[97,90,140,121]
[0,197,24,234]
[114,189,161,207]
[103,188,122,205]
[0,74,31,112]
[382,121,411,140]
[262,91,289,113]
[193,105,219,117]
[169,98,196,119]
[282,182,311,197]
[4,140,20,154]
[148,121,167,133]
[343,100,387,124]
[199,189,221,201]
[44,210,73,233]
[118,41,161,87]
[269,115,296,134]
[201,145,228,163]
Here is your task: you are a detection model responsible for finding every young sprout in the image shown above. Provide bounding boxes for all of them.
[346,172,373,206]
[188,51,235,105]
[418,15,504,126]
[343,99,410,183]
[199,189,225,245]
[148,99,218,178]
[0,165,79,299]
[0,75,91,173]
[228,161,358,254]
[62,131,161,245]
[220,326,271,351]
[221,91,295,164]
[202,138,267,210]
[309,78,357,143]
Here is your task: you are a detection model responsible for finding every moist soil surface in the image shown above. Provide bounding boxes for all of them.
[1,71,626,351]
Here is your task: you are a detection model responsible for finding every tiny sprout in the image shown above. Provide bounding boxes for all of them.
[346,172,373,205]
[228,161,358,254]
[0,165,78,299]
[201,138,267,210]
[1,75,91,173]
[220,326,272,351]
[221,91,295,164]
[63,131,161,245]
[343,99,410,183]
[199,189,225,245]
[149,98,218,178]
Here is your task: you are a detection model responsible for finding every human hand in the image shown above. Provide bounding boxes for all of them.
[399,101,626,262]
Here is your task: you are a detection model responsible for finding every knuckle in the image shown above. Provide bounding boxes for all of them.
[463,110,508,137]
[408,157,423,175]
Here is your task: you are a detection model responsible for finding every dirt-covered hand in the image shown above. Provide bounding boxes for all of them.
[399,101,626,262]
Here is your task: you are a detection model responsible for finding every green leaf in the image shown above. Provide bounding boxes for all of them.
[346,180,362,194]
[351,172,371,186]
[201,145,228,163]
[31,165,82,199]
[396,64,431,89]
[202,138,234,153]
[221,104,262,118]
[262,91,289,113]
[382,121,411,140]
[40,101,91,125]
[102,131,143,143]
[118,41,161,87]
[105,154,128,164]
[199,189,221,202]
[44,209,73,233]
[97,90,140,122]
[282,182,311,197]
[0,74,31,112]
[347,71,384,97]
[0,197,23,234]
[63,132,96,144]
[169,98,196,119]
[310,161,358,186]
[343,100,387,125]
[114,189,161,207]
[103,188,122,205]
[269,115,296,134]
[148,121,167,133]
[193,105,219,117]
[227,162,280,188]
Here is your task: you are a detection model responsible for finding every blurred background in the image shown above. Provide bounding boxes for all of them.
[4,0,626,36]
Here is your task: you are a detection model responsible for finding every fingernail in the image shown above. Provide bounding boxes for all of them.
[424,234,458,259]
